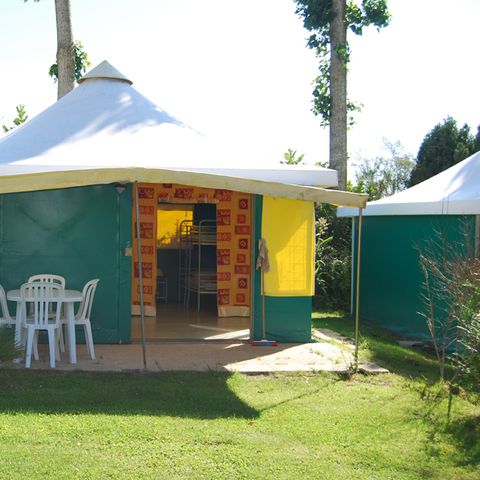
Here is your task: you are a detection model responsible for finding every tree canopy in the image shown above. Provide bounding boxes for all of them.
[281,148,306,165]
[295,0,390,190]
[25,0,90,98]
[48,41,90,83]
[408,117,480,187]
[295,0,390,125]
[354,140,414,200]
[2,105,28,133]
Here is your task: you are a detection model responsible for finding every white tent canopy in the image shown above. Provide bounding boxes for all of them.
[0,61,366,208]
[338,151,480,217]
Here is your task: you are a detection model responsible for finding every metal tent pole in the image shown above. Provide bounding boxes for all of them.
[354,207,363,373]
[134,181,147,370]
[475,215,480,258]
[261,267,266,339]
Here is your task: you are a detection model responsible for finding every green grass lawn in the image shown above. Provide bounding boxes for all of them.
[0,313,479,479]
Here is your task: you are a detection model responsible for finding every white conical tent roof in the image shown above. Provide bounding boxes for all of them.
[338,151,480,216]
[0,61,366,207]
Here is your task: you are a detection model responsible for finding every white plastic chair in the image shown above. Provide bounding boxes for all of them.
[0,283,26,356]
[28,274,65,288]
[0,284,15,328]
[1,284,41,361]
[61,279,99,360]
[28,274,66,349]
[21,282,63,369]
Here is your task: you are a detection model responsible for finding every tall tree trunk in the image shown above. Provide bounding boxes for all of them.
[329,0,347,191]
[55,0,75,99]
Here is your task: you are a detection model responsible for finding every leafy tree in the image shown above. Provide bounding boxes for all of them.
[2,104,29,133]
[409,117,479,187]
[474,125,480,153]
[295,0,390,190]
[25,0,90,99]
[281,148,306,165]
[281,148,329,168]
[49,41,91,84]
[354,140,415,200]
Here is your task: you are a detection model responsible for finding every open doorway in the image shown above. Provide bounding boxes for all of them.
[131,190,251,341]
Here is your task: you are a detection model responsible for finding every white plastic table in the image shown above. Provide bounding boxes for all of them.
[7,289,84,365]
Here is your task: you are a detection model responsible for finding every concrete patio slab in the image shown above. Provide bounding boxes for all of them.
[7,335,388,374]
[358,363,390,374]
[312,328,355,349]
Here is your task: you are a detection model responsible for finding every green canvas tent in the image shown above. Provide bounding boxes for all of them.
[338,152,480,339]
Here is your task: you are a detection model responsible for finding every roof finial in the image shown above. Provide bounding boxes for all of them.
[78,60,132,85]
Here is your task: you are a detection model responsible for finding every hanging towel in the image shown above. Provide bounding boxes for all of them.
[256,238,270,273]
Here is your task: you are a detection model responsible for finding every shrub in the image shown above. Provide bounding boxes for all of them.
[418,226,480,390]
[0,325,22,365]
[314,204,352,311]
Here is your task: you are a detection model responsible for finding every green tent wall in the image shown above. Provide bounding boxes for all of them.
[0,184,133,343]
[352,214,475,339]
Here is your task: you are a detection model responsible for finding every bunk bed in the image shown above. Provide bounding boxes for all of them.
[178,219,217,311]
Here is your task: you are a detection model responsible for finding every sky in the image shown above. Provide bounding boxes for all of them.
[1,0,479,177]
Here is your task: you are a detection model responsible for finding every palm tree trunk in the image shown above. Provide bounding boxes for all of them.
[329,0,347,191]
[55,0,75,99]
